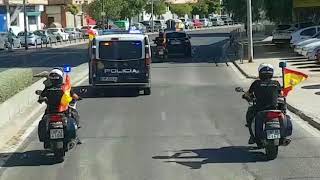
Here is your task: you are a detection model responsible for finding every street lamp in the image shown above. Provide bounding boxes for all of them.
[23,0,28,50]
[247,0,253,62]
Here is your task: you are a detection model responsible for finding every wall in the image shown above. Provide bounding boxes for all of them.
[45,5,61,26]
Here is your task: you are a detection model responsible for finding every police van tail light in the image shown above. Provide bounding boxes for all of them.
[145,52,151,66]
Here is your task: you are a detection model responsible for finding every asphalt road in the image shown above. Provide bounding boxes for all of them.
[1,29,320,180]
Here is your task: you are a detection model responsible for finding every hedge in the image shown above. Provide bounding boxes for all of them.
[0,68,33,103]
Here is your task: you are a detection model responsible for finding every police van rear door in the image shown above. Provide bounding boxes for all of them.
[95,38,149,84]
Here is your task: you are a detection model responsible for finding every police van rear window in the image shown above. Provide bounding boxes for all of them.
[99,41,142,60]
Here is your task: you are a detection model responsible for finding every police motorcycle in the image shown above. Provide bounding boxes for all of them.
[235,87,292,160]
[35,66,80,162]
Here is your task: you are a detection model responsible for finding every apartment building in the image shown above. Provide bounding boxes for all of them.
[0,0,47,34]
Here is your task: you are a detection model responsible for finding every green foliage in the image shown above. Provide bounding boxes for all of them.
[86,0,123,20]
[120,0,148,20]
[263,0,293,23]
[66,4,80,15]
[170,4,193,17]
[145,0,167,16]
[205,0,222,14]
[0,68,33,103]
[192,0,209,18]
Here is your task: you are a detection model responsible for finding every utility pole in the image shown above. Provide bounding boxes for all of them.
[247,0,253,62]
[23,0,28,50]
[151,0,154,32]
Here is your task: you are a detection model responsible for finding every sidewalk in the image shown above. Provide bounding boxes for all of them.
[234,35,320,128]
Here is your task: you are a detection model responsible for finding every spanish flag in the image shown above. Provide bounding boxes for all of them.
[58,74,73,112]
[283,68,308,97]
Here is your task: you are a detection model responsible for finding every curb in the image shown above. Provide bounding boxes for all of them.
[232,60,320,130]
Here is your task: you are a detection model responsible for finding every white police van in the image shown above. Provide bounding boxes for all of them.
[89,30,152,95]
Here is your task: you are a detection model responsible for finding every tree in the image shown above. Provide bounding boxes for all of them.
[263,0,293,23]
[205,0,222,15]
[192,0,209,18]
[66,4,80,27]
[86,0,123,25]
[145,0,167,17]
[120,0,147,25]
[169,4,193,17]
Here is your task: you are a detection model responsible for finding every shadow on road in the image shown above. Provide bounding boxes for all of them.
[73,85,140,98]
[153,146,266,169]
[0,150,62,167]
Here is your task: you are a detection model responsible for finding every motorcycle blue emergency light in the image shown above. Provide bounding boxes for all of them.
[63,65,71,73]
[279,61,287,68]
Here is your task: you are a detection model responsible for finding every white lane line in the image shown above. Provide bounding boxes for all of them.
[161,112,167,121]
[0,76,89,168]
[228,62,246,80]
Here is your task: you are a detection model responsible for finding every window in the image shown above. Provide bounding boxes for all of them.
[300,28,316,36]
[28,16,37,25]
[166,32,187,39]
[99,41,143,60]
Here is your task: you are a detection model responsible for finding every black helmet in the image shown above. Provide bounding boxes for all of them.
[258,63,274,80]
[48,68,64,86]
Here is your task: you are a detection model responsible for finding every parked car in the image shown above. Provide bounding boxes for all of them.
[80,25,98,38]
[140,21,152,32]
[292,32,320,49]
[163,30,192,57]
[290,26,320,46]
[210,17,224,26]
[193,19,203,29]
[47,28,70,41]
[272,24,297,44]
[200,18,212,27]
[130,23,147,33]
[34,30,58,44]
[18,31,42,45]
[64,27,82,40]
[305,45,320,60]
[180,18,194,29]
[0,32,21,48]
[220,15,233,25]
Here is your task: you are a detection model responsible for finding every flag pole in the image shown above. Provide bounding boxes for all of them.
[279,61,287,105]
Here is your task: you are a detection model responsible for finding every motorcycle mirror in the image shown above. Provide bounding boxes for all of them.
[79,88,88,93]
[235,87,244,92]
[35,90,42,95]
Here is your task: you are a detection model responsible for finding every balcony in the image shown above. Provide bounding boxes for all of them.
[47,0,71,5]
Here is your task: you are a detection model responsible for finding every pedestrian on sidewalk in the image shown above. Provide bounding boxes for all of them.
[7,28,14,52]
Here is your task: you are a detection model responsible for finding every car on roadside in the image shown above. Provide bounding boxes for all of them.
[0,32,22,48]
[88,30,152,95]
[290,26,320,47]
[272,24,296,44]
[64,27,82,40]
[34,30,58,44]
[200,18,212,27]
[180,18,194,29]
[130,23,147,33]
[163,30,192,57]
[220,15,233,25]
[293,32,320,49]
[47,28,70,41]
[210,17,224,26]
[18,31,42,46]
[193,19,203,29]
[140,21,152,32]
[80,25,99,38]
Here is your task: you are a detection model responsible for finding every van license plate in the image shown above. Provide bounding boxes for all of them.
[50,129,64,139]
[266,129,281,140]
[100,77,118,81]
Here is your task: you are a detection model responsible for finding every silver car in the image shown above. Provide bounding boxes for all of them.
[64,27,82,39]
[18,31,42,45]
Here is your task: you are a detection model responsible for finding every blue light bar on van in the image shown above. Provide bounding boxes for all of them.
[128,29,142,34]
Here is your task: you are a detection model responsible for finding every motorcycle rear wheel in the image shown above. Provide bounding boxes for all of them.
[265,145,278,160]
[54,149,65,162]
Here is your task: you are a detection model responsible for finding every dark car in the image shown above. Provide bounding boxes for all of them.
[33,30,58,44]
[164,31,192,57]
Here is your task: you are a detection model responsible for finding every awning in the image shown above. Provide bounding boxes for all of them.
[27,12,41,16]
[85,16,96,25]
[294,0,320,8]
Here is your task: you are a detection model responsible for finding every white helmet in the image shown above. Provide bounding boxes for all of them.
[258,63,274,80]
[48,68,64,86]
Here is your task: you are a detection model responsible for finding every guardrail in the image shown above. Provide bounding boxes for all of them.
[223,28,244,63]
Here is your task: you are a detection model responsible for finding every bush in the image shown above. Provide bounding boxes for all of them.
[0,68,33,103]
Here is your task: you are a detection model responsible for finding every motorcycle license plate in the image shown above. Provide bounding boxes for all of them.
[50,129,64,139]
[171,41,181,45]
[100,77,118,81]
[266,129,281,140]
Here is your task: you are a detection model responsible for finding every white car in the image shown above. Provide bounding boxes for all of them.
[290,26,320,46]
[47,28,70,41]
[294,33,320,47]
[306,46,320,60]
[272,24,296,44]
[200,18,211,27]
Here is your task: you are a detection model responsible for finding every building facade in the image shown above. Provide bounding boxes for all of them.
[0,0,47,34]
[293,0,320,23]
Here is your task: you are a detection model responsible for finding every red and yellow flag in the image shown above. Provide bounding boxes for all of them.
[58,74,72,112]
[283,68,308,97]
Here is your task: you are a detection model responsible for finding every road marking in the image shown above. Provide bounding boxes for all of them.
[228,62,246,80]
[161,112,167,121]
[0,76,88,168]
